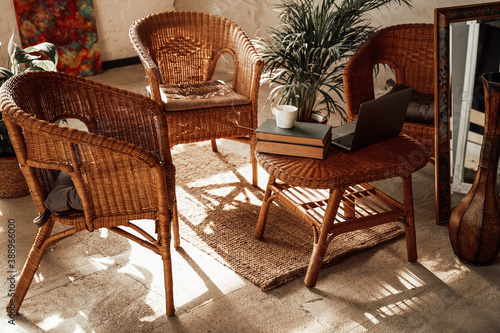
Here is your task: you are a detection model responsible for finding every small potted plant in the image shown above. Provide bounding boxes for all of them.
[254,0,412,123]
[0,33,58,198]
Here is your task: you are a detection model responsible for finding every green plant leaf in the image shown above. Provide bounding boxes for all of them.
[0,67,14,79]
[24,66,45,72]
[255,0,412,122]
[14,46,40,64]
[7,32,15,69]
[32,59,57,71]
[24,42,58,66]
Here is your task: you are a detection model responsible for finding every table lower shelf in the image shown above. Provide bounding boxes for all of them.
[256,176,417,287]
[269,182,406,237]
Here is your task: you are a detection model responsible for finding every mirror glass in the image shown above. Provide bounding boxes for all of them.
[450,19,500,194]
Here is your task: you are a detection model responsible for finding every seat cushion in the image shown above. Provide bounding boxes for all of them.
[44,171,83,215]
[387,84,434,123]
[152,80,251,111]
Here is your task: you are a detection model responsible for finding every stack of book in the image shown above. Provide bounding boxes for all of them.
[255,119,332,159]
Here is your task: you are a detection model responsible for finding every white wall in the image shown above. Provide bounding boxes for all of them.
[1,0,496,70]
[175,0,281,39]
[176,0,495,38]
[0,0,174,67]
[0,0,18,67]
[93,0,175,61]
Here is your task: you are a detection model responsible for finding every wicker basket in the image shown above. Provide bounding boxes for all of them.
[0,157,30,198]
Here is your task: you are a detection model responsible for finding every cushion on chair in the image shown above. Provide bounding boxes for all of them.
[151,80,251,111]
[387,84,434,123]
[44,171,83,215]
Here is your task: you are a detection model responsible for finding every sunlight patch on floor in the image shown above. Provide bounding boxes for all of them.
[187,170,241,188]
[176,187,207,225]
[397,269,424,290]
[421,257,472,284]
[99,228,109,238]
[0,209,4,233]
[206,185,236,199]
[203,221,215,235]
[364,312,380,324]
[235,187,262,205]
[88,255,115,271]
[355,268,431,328]
[37,314,64,330]
[118,262,146,280]
[34,272,44,283]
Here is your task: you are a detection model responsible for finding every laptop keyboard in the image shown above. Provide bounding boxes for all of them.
[332,133,354,147]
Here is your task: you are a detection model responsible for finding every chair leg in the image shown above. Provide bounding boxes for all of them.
[255,176,276,239]
[6,220,54,315]
[161,250,175,317]
[304,188,344,288]
[172,200,181,249]
[402,176,418,262]
[211,138,218,152]
[157,214,175,316]
[250,141,258,187]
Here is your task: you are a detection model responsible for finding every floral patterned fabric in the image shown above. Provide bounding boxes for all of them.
[13,0,102,76]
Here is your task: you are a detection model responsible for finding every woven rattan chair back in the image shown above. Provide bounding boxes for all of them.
[0,71,179,316]
[343,24,435,157]
[130,11,263,185]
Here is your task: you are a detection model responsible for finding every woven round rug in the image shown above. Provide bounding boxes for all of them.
[172,142,404,291]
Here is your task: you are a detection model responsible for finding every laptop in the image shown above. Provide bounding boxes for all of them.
[331,87,413,151]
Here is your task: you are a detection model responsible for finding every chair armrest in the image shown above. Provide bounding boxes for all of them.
[232,34,264,103]
[64,127,173,219]
[143,65,163,106]
[2,72,172,163]
[129,23,164,106]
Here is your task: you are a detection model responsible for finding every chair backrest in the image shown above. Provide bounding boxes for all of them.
[130,11,254,85]
[344,24,434,116]
[0,72,174,229]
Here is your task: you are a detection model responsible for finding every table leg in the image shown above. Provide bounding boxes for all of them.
[304,187,344,288]
[255,176,276,239]
[402,175,417,262]
[211,138,218,152]
[342,188,356,219]
[250,141,258,187]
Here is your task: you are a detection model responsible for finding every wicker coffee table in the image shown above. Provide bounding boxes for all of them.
[255,134,429,287]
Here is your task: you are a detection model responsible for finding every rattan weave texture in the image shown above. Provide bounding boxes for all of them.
[343,24,435,156]
[256,134,429,189]
[0,71,178,316]
[255,134,429,287]
[130,11,263,185]
[0,157,30,197]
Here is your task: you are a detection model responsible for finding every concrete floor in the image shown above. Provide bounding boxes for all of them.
[1,64,499,332]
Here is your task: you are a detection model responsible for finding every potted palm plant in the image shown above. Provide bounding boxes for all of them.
[255,0,412,123]
[0,33,58,197]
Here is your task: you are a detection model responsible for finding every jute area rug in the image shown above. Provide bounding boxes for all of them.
[172,142,404,291]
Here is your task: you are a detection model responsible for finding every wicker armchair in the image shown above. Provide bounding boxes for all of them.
[343,24,435,159]
[0,71,179,316]
[130,11,263,186]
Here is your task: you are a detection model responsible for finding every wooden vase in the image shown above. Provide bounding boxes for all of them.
[449,72,500,265]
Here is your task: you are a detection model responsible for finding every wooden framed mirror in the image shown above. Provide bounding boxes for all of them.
[434,2,500,224]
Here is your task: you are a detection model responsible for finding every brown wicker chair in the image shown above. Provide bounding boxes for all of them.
[0,71,179,316]
[343,24,435,159]
[130,11,264,186]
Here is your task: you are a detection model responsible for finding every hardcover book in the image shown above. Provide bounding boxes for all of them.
[256,139,331,159]
[255,119,332,146]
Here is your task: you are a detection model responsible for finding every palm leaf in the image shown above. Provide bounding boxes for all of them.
[255,0,412,122]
